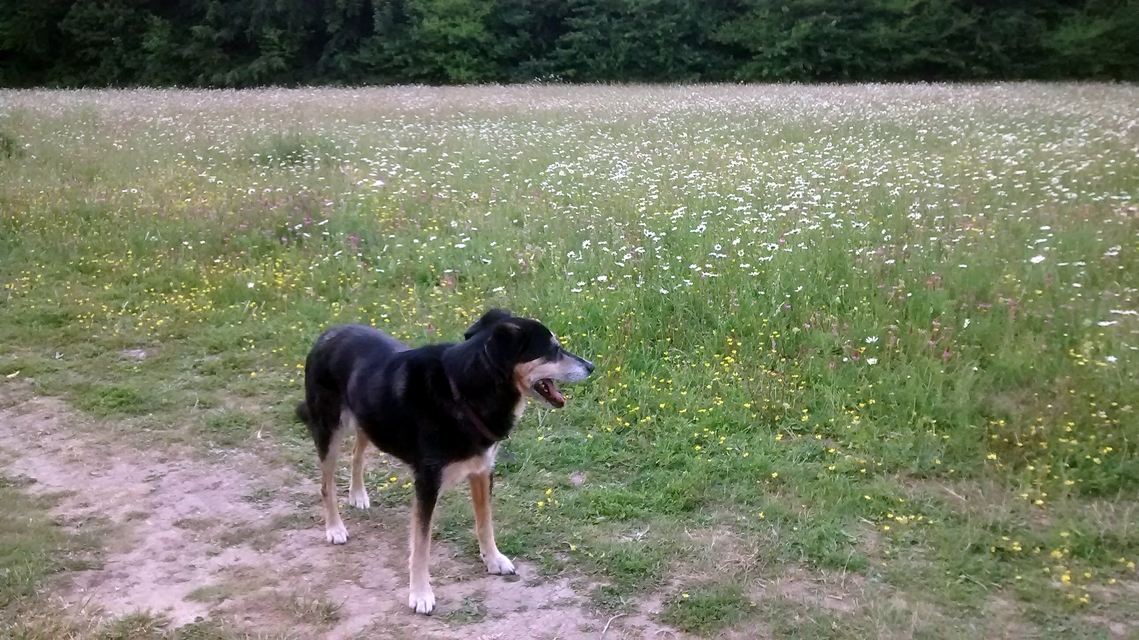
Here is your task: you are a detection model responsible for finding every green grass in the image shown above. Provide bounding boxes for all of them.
[201,408,259,446]
[74,382,159,416]
[1,84,1138,636]
[662,583,751,635]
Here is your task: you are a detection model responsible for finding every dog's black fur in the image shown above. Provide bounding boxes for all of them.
[295,308,593,614]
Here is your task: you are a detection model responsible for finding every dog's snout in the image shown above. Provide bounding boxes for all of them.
[572,354,594,376]
[556,351,595,382]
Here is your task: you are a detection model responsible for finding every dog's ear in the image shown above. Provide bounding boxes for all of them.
[464,308,513,340]
[482,321,528,371]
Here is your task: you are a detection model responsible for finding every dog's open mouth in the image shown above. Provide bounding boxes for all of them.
[533,379,565,408]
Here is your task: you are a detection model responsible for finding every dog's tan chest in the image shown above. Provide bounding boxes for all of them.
[441,444,498,489]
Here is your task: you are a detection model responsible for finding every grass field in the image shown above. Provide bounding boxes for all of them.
[1,84,1137,637]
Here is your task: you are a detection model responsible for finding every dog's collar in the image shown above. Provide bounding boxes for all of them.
[446,375,501,443]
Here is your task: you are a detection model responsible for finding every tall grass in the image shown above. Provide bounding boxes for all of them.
[1,85,1136,635]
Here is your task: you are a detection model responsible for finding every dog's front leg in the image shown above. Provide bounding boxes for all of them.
[469,471,515,575]
[408,473,440,614]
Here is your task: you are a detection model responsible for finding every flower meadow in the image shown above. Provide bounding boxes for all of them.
[1,85,1137,635]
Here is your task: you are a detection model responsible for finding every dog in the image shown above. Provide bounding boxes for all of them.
[295,308,594,614]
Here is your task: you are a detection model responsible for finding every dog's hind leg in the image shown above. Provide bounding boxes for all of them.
[320,424,349,544]
[408,472,441,614]
[469,472,515,575]
[348,423,370,509]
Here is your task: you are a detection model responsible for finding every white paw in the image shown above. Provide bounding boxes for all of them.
[484,551,516,575]
[409,587,435,614]
[325,523,349,544]
[348,489,370,509]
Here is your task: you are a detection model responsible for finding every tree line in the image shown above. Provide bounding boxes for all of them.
[2,0,1137,88]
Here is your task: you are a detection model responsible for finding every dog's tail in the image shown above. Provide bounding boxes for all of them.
[295,401,312,427]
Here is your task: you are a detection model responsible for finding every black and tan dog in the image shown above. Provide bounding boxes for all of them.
[296,309,594,614]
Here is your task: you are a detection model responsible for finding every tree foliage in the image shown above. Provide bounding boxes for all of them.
[1,0,1137,86]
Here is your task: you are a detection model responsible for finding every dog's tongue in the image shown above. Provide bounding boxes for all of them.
[537,379,565,408]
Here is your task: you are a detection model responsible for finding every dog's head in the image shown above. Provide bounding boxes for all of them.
[464,308,594,408]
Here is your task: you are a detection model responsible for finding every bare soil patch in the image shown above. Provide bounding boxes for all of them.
[0,391,674,639]
[754,566,865,615]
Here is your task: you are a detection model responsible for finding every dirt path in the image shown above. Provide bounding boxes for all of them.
[0,393,677,639]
